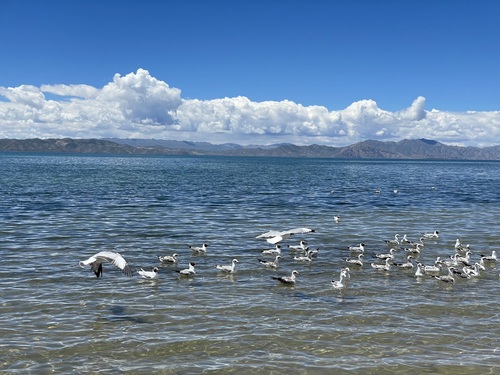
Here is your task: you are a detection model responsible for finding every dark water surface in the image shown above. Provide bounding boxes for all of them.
[0,154,499,374]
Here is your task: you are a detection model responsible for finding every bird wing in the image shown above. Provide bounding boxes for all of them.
[257,227,314,239]
[284,227,315,235]
[267,235,284,244]
[256,230,281,239]
[94,251,133,277]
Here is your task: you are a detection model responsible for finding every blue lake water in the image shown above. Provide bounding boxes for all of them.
[0,153,499,374]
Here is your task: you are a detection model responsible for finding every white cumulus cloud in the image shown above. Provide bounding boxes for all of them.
[0,69,499,147]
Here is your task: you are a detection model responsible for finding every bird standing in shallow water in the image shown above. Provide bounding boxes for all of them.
[79,251,133,278]
[434,267,455,283]
[348,243,365,253]
[331,270,348,289]
[258,255,281,268]
[261,245,282,256]
[138,267,159,279]
[188,243,208,254]
[346,254,364,266]
[158,253,179,264]
[272,270,298,285]
[177,262,196,276]
[216,259,239,273]
[371,258,392,271]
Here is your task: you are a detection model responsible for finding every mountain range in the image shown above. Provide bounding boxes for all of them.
[1,137,499,160]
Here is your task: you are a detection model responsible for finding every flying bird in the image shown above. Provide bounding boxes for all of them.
[256,227,315,244]
[79,251,133,278]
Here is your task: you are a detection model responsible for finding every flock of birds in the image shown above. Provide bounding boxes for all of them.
[79,222,498,289]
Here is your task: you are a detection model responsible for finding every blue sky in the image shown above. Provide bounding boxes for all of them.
[1,0,499,146]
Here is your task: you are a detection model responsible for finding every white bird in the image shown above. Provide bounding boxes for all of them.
[287,240,309,252]
[422,230,439,240]
[480,250,497,262]
[423,261,442,275]
[441,254,459,268]
[408,238,425,249]
[414,263,425,277]
[384,234,400,247]
[293,251,313,262]
[341,267,351,281]
[137,267,159,279]
[454,239,470,252]
[345,253,364,266]
[177,262,196,276]
[462,263,483,278]
[307,248,320,258]
[331,271,347,289]
[79,251,132,278]
[258,255,281,268]
[371,258,392,271]
[158,253,179,264]
[456,251,472,266]
[215,259,239,273]
[375,248,397,260]
[256,227,315,244]
[404,244,422,255]
[261,244,282,256]
[400,234,411,244]
[348,243,365,253]
[394,255,414,269]
[434,267,455,283]
[272,270,298,285]
[188,243,208,254]
[333,215,340,223]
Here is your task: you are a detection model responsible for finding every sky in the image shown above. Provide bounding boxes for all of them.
[1,0,499,147]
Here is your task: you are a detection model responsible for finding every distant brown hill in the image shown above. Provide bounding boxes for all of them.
[1,138,499,160]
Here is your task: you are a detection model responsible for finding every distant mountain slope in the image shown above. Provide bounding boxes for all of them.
[0,138,191,155]
[1,138,499,160]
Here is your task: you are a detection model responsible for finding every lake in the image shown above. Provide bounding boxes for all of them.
[0,154,499,374]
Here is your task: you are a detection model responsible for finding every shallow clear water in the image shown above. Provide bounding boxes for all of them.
[0,154,499,374]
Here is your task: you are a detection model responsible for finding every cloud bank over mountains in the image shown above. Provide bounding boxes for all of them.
[1,69,498,147]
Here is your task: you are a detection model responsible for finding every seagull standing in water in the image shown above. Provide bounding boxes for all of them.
[272,270,298,285]
[374,248,397,260]
[348,243,365,253]
[414,263,425,277]
[215,259,239,274]
[384,234,400,247]
[371,258,392,271]
[79,251,133,278]
[422,230,439,240]
[261,244,282,256]
[345,254,364,266]
[394,255,414,269]
[176,262,196,276]
[258,255,281,268]
[158,253,179,264]
[188,243,208,254]
[480,250,497,262]
[434,267,455,283]
[137,267,159,279]
[287,240,309,252]
[331,268,350,289]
